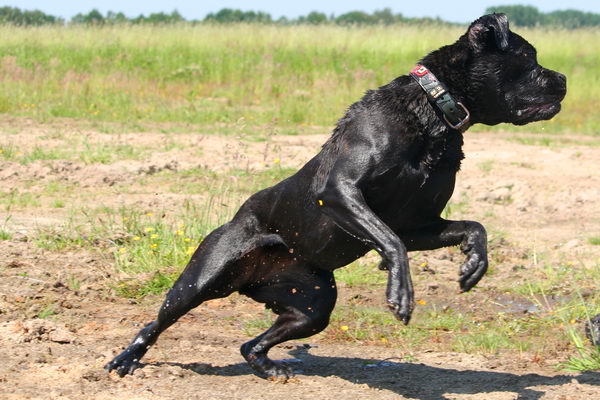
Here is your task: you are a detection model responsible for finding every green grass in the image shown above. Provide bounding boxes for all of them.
[0,24,596,133]
[508,135,600,147]
[477,160,495,173]
[560,329,600,371]
[78,141,145,164]
[328,305,430,346]
[554,294,600,371]
[588,237,600,245]
[334,257,387,286]
[442,192,470,219]
[511,256,600,296]
[0,140,147,165]
[37,304,57,319]
[0,229,11,240]
[242,310,275,336]
[51,198,65,208]
[327,303,543,353]
[0,189,41,208]
[514,265,600,371]
[34,196,237,298]
[511,264,571,296]
[155,165,297,197]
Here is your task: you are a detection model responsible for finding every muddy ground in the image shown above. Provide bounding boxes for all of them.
[1,121,600,399]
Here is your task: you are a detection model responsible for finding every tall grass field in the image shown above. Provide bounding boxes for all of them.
[0,23,598,133]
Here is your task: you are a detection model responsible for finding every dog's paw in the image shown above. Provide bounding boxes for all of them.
[247,356,295,380]
[459,252,488,292]
[263,360,295,381]
[105,350,142,377]
[387,299,414,325]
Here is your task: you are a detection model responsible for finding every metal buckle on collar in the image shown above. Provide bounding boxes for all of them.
[443,102,470,130]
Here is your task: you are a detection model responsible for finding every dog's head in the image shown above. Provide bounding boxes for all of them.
[424,14,567,126]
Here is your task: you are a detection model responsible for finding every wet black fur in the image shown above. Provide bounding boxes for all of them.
[106,14,566,379]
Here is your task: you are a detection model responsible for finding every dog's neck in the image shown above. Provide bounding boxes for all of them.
[410,65,470,131]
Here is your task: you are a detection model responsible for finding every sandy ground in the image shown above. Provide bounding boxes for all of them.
[1,123,600,399]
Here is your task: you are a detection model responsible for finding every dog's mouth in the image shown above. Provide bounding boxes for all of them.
[513,100,562,125]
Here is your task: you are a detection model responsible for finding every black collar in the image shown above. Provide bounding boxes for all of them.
[410,65,470,130]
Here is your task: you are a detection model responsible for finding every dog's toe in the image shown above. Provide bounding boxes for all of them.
[246,354,295,380]
[459,257,487,292]
[387,301,413,325]
[105,352,141,377]
[267,362,294,380]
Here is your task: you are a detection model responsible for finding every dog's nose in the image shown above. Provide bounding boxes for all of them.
[556,72,567,84]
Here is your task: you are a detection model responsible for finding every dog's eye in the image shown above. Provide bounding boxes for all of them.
[522,53,529,57]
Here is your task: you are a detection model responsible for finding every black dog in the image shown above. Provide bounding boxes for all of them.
[106,14,566,379]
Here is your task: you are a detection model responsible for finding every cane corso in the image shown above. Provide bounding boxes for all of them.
[106,14,566,379]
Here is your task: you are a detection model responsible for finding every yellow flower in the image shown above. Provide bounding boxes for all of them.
[150,243,158,249]
[420,262,427,267]
[570,319,577,324]
[340,325,349,331]
[273,157,281,164]
[119,247,126,253]
[417,299,427,305]
[144,227,154,232]
[380,337,388,343]
[175,230,184,236]
[150,233,159,239]
[132,236,141,241]
[123,217,129,221]
[186,246,195,255]
[184,238,191,242]
[146,212,154,217]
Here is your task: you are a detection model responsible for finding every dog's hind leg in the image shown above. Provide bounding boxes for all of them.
[240,259,337,379]
[105,219,282,377]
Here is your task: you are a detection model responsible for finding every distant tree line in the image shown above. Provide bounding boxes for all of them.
[1,5,600,28]
[0,6,443,26]
[203,8,445,25]
[486,5,600,28]
[0,6,62,25]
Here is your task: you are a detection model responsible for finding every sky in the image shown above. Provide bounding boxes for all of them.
[4,1,600,23]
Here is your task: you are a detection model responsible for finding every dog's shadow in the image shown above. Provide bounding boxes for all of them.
[150,346,600,400]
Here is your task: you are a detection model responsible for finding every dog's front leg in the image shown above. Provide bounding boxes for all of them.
[318,182,414,324]
[400,219,488,292]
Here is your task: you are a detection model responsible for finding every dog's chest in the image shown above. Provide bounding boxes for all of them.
[364,134,463,227]
[366,164,455,208]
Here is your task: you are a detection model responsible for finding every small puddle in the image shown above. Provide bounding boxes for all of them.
[491,293,577,315]
[492,294,541,314]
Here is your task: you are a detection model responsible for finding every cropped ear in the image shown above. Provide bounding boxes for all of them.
[468,13,510,52]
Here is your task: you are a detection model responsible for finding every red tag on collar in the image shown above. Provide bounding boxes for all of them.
[411,65,429,77]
